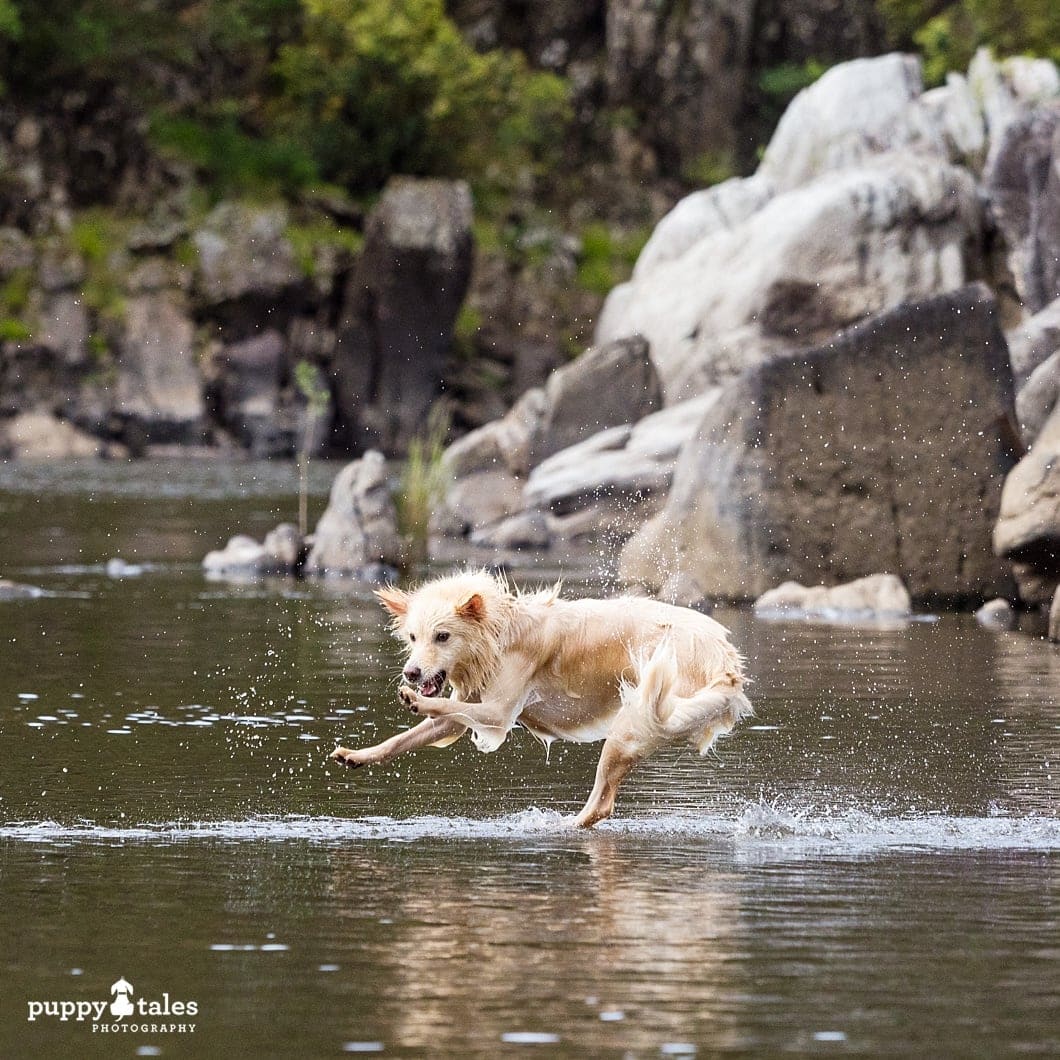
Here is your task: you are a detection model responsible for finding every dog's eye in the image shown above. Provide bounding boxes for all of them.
[434,631,450,643]
[408,634,416,643]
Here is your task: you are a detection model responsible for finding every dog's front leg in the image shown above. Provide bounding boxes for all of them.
[331,716,465,769]
[398,686,516,753]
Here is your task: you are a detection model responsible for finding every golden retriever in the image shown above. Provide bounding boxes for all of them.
[330,571,752,827]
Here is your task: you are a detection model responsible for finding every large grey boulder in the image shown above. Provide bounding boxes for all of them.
[212,330,290,456]
[305,451,405,575]
[994,402,1060,606]
[332,178,473,454]
[597,154,979,402]
[983,101,1060,316]
[621,286,1017,603]
[1016,350,1060,446]
[1,410,108,460]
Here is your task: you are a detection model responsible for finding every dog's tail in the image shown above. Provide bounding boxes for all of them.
[621,630,753,754]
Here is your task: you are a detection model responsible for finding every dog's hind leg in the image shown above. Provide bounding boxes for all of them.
[573,736,641,829]
[331,717,465,769]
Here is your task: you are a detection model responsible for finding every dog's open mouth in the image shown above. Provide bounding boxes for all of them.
[418,671,446,698]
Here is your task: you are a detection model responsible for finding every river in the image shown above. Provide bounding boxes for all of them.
[0,461,1057,1057]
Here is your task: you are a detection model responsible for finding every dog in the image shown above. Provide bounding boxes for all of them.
[330,570,752,827]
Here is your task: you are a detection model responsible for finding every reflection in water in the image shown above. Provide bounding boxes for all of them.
[327,836,744,1054]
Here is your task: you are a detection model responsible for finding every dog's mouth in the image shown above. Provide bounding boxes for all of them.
[418,671,447,698]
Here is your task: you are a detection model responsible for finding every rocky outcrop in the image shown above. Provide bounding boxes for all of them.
[435,336,664,543]
[304,451,406,575]
[332,178,473,454]
[620,286,1017,603]
[0,410,119,460]
[994,402,1060,607]
[597,153,980,402]
[754,574,912,621]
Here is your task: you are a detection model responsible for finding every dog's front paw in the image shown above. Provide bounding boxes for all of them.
[398,685,420,713]
[330,745,366,768]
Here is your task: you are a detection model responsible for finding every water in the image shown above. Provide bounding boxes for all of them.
[1,460,1058,1057]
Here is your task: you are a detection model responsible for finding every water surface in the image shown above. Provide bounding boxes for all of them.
[0,461,1057,1057]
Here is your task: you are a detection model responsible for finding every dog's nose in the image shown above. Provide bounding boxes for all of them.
[403,665,421,684]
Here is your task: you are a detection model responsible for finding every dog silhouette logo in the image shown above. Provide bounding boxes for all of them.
[109,977,134,1020]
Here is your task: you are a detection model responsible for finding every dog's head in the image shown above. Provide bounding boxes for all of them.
[375,573,501,697]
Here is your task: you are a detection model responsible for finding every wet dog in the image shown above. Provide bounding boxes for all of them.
[330,571,752,827]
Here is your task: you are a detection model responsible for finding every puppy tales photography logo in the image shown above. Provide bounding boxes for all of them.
[27,976,198,1036]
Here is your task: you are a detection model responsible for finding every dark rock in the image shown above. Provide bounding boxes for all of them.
[212,330,290,456]
[331,178,472,454]
[622,286,1018,603]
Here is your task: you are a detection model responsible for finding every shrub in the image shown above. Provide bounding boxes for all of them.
[395,403,450,564]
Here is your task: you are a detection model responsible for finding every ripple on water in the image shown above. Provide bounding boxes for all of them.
[0,803,1058,854]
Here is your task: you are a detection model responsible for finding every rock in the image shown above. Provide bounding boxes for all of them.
[994,402,1060,606]
[262,523,304,573]
[621,286,1017,603]
[443,387,548,479]
[432,468,523,538]
[193,201,300,307]
[632,176,774,280]
[531,335,660,464]
[1016,350,1060,446]
[212,330,290,456]
[203,534,268,576]
[983,101,1060,316]
[597,154,979,402]
[1050,586,1060,642]
[470,509,551,551]
[0,578,44,600]
[524,392,717,516]
[754,575,912,620]
[976,598,1017,631]
[1007,297,1060,390]
[202,524,305,577]
[105,558,145,578]
[605,0,757,178]
[2,410,106,459]
[0,227,35,274]
[37,243,85,292]
[759,55,950,190]
[331,178,473,453]
[305,451,406,575]
[38,291,89,366]
[115,291,204,444]
[967,47,1060,168]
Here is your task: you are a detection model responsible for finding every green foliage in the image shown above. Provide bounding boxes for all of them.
[575,223,650,298]
[680,148,738,189]
[294,359,330,414]
[285,217,363,277]
[69,211,129,323]
[878,0,1060,83]
[271,0,570,194]
[395,403,450,564]
[0,317,31,341]
[758,60,829,102]
[0,268,33,316]
[151,113,319,200]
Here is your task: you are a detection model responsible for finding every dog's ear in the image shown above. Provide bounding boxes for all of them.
[455,592,485,621]
[374,585,409,618]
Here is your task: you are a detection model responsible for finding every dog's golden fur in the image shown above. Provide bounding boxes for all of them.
[331,570,752,827]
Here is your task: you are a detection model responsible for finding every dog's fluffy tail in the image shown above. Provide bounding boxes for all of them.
[620,632,753,755]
